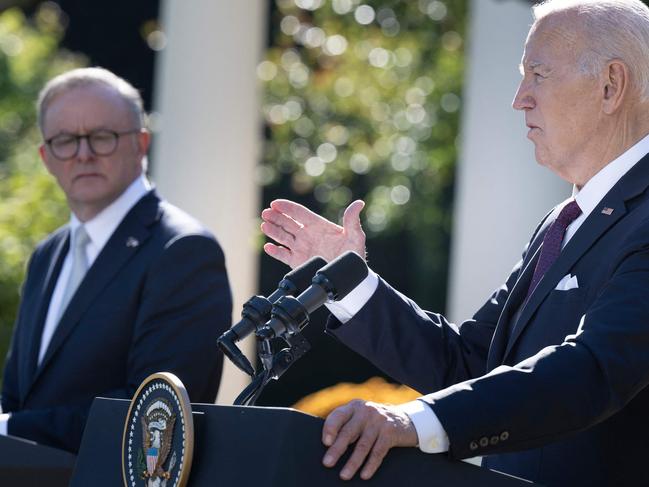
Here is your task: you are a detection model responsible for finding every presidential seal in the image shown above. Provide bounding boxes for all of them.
[122,373,194,487]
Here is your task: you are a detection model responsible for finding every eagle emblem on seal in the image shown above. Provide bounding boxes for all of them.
[138,399,177,486]
[122,373,194,487]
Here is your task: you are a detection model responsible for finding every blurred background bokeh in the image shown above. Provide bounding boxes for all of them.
[257,0,466,409]
[0,0,576,416]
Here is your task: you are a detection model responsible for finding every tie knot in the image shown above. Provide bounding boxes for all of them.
[73,225,90,249]
[556,200,582,226]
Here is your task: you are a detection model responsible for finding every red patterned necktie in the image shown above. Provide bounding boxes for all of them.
[526,200,582,300]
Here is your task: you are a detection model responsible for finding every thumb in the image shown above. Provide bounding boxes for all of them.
[342,200,365,236]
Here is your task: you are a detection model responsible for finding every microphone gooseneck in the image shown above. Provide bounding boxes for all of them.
[217,256,327,375]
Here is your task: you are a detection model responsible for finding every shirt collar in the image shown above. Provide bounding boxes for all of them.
[69,174,152,251]
[573,133,649,218]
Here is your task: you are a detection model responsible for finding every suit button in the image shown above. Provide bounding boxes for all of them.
[479,437,489,447]
[469,441,479,451]
[490,435,499,445]
[500,431,510,441]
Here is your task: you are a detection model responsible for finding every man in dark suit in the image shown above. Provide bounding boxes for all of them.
[260,1,649,485]
[0,67,232,453]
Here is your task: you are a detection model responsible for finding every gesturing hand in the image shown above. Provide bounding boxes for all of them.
[321,400,418,481]
[261,199,366,269]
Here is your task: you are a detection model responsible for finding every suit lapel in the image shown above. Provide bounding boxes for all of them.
[486,210,555,369]
[23,230,69,389]
[503,154,649,362]
[487,242,541,369]
[32,191,161,381]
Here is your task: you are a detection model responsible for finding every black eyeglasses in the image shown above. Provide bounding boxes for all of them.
[45,129,141,160]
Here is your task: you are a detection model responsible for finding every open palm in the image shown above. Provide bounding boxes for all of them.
[261,199,366,269]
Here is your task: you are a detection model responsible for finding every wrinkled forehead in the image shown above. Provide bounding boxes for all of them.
[522,13,586,67]
[42,84,135,132]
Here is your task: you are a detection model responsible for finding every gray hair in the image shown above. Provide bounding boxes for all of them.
[533,0,649,101]
[37,67,146,132]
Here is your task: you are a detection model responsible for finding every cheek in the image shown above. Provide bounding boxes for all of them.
[562,85,601,135]
[540,101,589,149]
[48,164,72,187]
[104,156,141,188]
[42,154,60,176]
[559,110,597,147]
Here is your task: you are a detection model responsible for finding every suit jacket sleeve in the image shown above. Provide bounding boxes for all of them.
[125,233,232,402]
[326,255,524,395]
[0,252,36,415]
[421,221,649,459]
[4,233,231,451]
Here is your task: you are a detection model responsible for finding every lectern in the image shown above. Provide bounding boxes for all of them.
[0,434,76,486]
[71,397,535,486]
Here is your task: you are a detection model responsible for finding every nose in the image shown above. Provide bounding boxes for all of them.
[512,79,534,111]
[76,136,93,161]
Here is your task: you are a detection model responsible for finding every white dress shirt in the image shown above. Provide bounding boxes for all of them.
[0,174,151,436]
[325,133,649,454]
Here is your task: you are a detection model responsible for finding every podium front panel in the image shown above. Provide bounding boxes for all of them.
[72,397,536,486]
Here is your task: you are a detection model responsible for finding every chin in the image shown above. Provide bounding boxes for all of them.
[533,149,548,167]
[70,187,114,206]
[71,186,108,201]
[533,146,557,168]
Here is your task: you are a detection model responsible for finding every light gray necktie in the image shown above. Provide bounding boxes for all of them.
[57,225,90,322]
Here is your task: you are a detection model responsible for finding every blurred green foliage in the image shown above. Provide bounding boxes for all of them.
[0,4,84,378]
[260,0,466,306]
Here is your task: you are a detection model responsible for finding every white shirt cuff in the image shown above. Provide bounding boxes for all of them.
[0,413,10,436]
[401,399,449,453]
[325,269,379,323]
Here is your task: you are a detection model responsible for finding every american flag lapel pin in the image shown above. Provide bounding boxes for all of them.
[126,237,140,248]
[601,207,614,215]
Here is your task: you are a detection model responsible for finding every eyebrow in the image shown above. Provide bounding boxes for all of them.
[49,125,115,135]
[518,61,547,75]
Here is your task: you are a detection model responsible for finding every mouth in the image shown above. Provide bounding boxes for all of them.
[526,124,541,138]
[73,173,103,182]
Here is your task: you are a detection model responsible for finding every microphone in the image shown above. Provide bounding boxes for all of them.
[267,256,328,303]
[257,251,368,340]
[217,256,327,375]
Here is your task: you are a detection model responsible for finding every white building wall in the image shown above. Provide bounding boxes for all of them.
[152,0,266,404]
[448,0,570,323]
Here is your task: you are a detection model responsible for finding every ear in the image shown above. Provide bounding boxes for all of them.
[136,129,151,158]
[602,60,628,114]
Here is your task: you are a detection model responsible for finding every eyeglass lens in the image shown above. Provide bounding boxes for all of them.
[49,131,120,159]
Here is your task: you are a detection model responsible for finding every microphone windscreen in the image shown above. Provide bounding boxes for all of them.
[283,256,328,290]
[317,251,368,299]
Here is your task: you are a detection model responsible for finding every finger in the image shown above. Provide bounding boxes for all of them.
[271,199,341,229]
[342,200,365,231]
[342,200,366,257]
[323,406,362,469]
[260,221,296,248]
[263,243,293,267]
[359,433,392,480]
[261,208,303,235]
[323,424,362,470]
[322,404,355,447]
[339,427,379,481]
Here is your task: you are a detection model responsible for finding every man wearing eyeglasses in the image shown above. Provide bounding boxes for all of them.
[0,67,232,453]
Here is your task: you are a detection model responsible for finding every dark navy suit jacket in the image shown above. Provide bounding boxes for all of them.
[1,190,232,452]
[328,154,649,486]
